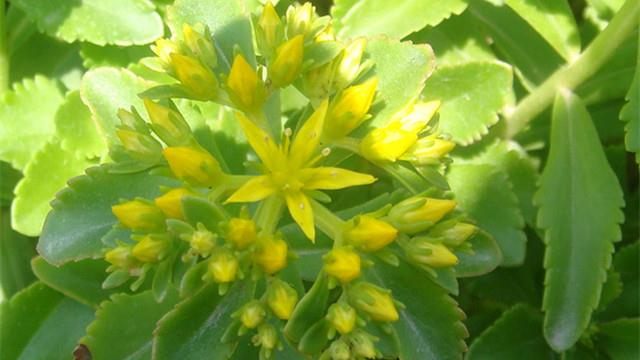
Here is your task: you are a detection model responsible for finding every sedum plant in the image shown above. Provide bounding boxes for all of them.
[0,0,638,359]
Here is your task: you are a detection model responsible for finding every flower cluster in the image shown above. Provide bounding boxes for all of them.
[100,2,475,359]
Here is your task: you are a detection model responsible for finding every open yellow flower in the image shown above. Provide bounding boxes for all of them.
[225,100,376,241]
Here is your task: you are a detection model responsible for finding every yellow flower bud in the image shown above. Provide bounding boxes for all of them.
[405,238,459,268]
[323,248,361,283]
[327,339,350,360]
[285,2,314,39]
[335,38,366,88]
[389,197,456,233]
[154,188,192,219]
[105,246,137,269]
[163,146,223,186]
[112,200,165,232]
[151,38,179,66]
[360,126,417,162]
[397,101,440,133]
[170,53,218,101]
[227,54,266,112]
[116,128,162,158]
[132,235,170,263]
[300,60,337,103]
[257,1,284,57]
[349,329,378,358]
[188,229,216,255]
[253,324,278,350]
[252,236,288,274]
[324,77,378,140]
[182,24,217,69]
[226,218,257,249]
[269,35,304,87]
[240,300,266,329]
[208,251,239,283]
[266,279,298,320]
[438,223,477,247]
[350,282,399,322]
[143,99,192,146]
[344,215,398,252]
[401,137,455,165]
[327,302,357,334]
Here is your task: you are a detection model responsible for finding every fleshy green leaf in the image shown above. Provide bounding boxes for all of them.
[447,163,526,266]
[11,142,93,236]
[454,230,503,278]
[467,304,553,359]
[536,90,624,351]
[619,33,639,163]
[12,0,164,46]
[599,242,639,320]
[0,282,94,360]
[597,318,640,360]
[331,0,467,39]
[0,162,21,206]
[366,38,435,128]
[167,0,255,69]
[80,68,150,147]
[504,0,581,61]
[423,61,513,145]
[0,76,64,170]
[37,166,177,265]
[367,260,468,360]
[153,282,253,359]
[80,43,152,69]
[0,208,36,299]
[56,91,107,158]
[31,256,121,307]
[82,289,179,360]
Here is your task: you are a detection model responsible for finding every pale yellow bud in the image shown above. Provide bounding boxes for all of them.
[323,247,361,283]
[152,38,179,66]
[240,301,266,329]
[324,77,378,140]
[227,54,266,112]
[154,188,192,220]
[116,128,162,158]
[438,223,477,247]
[132,235,170,263]
[188,229,216,255]
[405,238,459,268]
[208,251,239,283]
[182,24,217,69]
[344,215,398,252]
[226,218,257,249]
[170,53,219,101]
[143,99,192,146]
[269,35,304,87]
[162,146,223,186]
[389,197,457,233]
[105,246,137,269]
[335,38,366,88]
[402,137,455,165]
[349,282,399,322]
[112,200,165,232]
[360,127,417,162]
[257,1,283,57]
[327,302,357,334]
[266,279,298,320]
[253,324,278,350]
[252,236,288,274]
[349,329,378,358]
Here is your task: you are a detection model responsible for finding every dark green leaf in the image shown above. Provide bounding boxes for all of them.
[0,162,21,206]
[454,230,502,278]
[619,32,639,163]
[0,208,36,298]
[597,318,640,360]
[80,43,153,69]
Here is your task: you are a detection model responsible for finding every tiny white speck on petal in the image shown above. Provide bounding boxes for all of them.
[299,203,305,209]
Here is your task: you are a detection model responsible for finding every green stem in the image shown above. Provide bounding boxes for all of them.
[310,199,345,244]
[504,0,639,138]
[254,195,284,235]
[0,1,9,93]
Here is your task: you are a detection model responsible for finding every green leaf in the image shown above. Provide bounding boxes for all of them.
[598,268,623,312]
[80,43,152,69]
[82,289,179,360]
[454,230,502,278]
[31,256,121,307]
[56,90,108,159]
[80,68,150,147]
[0,161,21,206]
[37,166,176,265]
[536,90,624,351]
[167,0,255,69]
[467,0,563,91]
[600,242,639,320]
[367,260,468,360]
[447,163,526,266]
[467,304,553,360]
[504,0,581,61]
[597,318,640,360]
[619,33,639,163]
[11,142,93,236]
[0,282,94,360]
[423,61,513,145]
[366,38,435,128]
[153,282,253,359]
[0,208,36,299]
[0,76,64,170]
[13,0,164,46]
[331,0,467,39]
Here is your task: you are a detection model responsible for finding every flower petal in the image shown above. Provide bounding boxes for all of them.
[290,99,328,167]
[285,190,315,241]
[235,112,279,170]
[225,176,277,203]
[301,167,376,190]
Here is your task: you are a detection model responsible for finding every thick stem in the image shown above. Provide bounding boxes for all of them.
[310,199,345,244]
[0,1,9,93]
[504,0,640,138]
[254,195,284,235]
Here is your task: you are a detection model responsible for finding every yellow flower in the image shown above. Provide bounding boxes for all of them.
[163,146,223,186]
[405,238,459,268]
[323,247,361,283]
[389,197,456,234]
[266,279,298,320]
[252,236,288,274]
[327,302,357,334]
[225,101,375,241]
[240,301,266,329]
[154,188,192,219]
[349,282,399,322]
[324,77,378,140]
[226,218,257,249]
[170,53,219,101]
[227,54,266,112]
[269,35,304,87]
[208,251,239,283]
[105,246,137,269]
[112,200,165,232]
[344,215,398,252]
[132,235,170,263]
[143,99,192,146]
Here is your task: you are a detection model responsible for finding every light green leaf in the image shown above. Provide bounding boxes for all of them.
[366,38,435,128]
[467,304,553,360]
[167,0,255,69]
[504,0,581,61]
[0,282,94,360]
[454,230,503,278]
[367,260,468,360]
[153,282,253,359]
[332,0,467,39]
[31,256,121,308]
[536,90,624,351]
[82,289,179,360]
[447,163,526,266]
[80,43,152,69]
[56,91,107,159]
[423,61,513,145]
[0,208,36,299]
[11,142,93,236]
[80,68,150,147]
[619,33,639,163]
[12,0,164,46]
[0,76,64,170]
[586,0,624,19]
[597,318,640,360]
[37,166,177,265]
